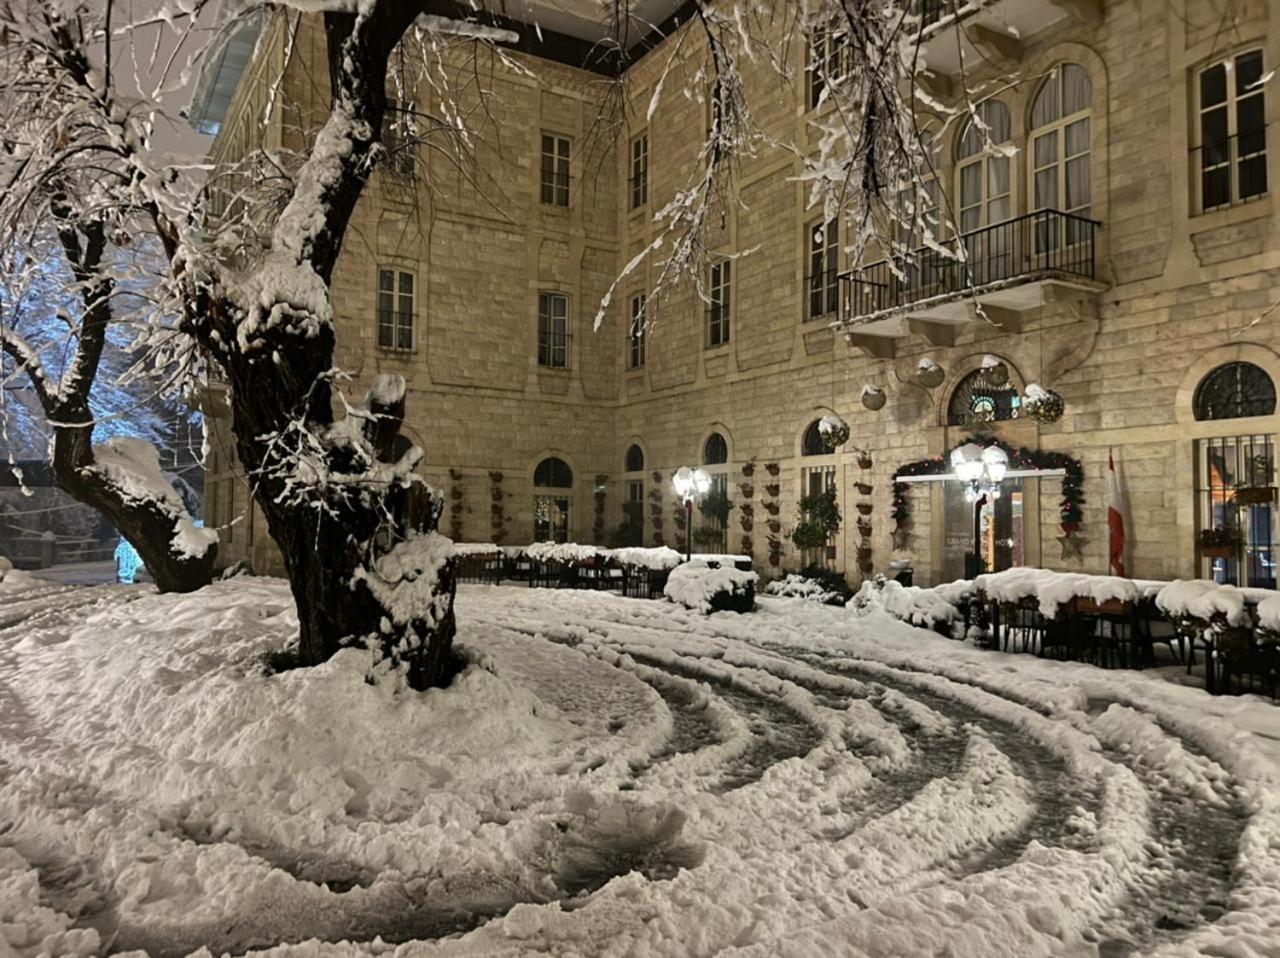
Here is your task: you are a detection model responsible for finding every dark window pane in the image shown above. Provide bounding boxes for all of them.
[1194,362,1277,420]
[1240,154,1268,200]
[1202,165,1231,209]
[1201,104,1228,146]
[1237,93,1265,135]
[1236,50,1264,95]
[1200,63,1227,108]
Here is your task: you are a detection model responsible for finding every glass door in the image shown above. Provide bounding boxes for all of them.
[942,478,1026,581]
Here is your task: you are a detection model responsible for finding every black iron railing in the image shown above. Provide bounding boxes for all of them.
[839,209,1100,322]
[1190,127,1268,213]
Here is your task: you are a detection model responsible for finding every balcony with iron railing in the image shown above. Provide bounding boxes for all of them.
[836,210,1104,354]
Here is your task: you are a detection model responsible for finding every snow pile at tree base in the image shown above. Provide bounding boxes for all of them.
[664,562,757,613]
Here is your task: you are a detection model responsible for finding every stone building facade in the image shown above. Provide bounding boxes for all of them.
[204,0,1280,588]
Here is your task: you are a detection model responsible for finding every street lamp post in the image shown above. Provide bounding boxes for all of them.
[672,466,712,563]
[950,444,1010,575]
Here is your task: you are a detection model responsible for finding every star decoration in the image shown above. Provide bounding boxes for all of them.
[1057,534,1088,561]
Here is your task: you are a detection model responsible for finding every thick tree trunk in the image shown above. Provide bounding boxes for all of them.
[51,425,217,593]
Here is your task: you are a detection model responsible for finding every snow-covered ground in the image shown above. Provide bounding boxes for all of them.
[1,575,1279,957]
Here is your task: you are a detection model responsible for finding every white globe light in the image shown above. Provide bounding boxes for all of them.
[692,468,713,496]
[951,443,985,483]
[981,446,1009,483]
[673,466,695,499]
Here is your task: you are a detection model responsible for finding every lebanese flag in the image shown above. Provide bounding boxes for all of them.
[1108,450,1127,577]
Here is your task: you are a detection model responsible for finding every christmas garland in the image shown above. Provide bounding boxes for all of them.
[891,437,1085,537]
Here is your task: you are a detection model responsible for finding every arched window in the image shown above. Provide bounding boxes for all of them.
[802,420,836,456]
[1030,64,1093,250]
[622,446,645,546]
[624,444,645,473]
[533,457,573,543]
[947,368,1022,426]
[534,457,573,488]
[703,432,728,465]
[1194,362,1277,420]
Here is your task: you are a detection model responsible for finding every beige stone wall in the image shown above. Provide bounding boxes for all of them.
[206,0,1280,587]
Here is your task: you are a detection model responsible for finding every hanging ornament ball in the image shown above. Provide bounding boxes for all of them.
[818,413,851,447]
[916,358,945,389]
[860,385,887,411]
[981,355,1009,386]
[1024,383,1065,424]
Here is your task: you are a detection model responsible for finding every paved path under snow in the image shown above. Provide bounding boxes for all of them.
[0,578,1277,957]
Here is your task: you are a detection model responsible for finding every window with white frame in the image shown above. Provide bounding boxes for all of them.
[807,218,839,321]
[1030,64,1093,250]
[538,292,569,368]
[708,259,731,347]
[540,132,570,207]
[631,133,649,209]
[956,99,1013,284]
[628,293,646,369]
[894,130,942,296]
[806,25,849,110]
[377,267,415,350]
[1195,49,1268,212]
[381,100,415,176]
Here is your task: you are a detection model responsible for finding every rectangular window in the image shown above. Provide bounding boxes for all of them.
[534,495,570,543]
[540,132,571,207]
[807,219,840,321]
[806,27,848,110]
[1196,49,1267,213]
[708,260,731,347]
[624,480,645,547]
[381,100,415,176]
[377,268,415,350]
[801,465,838,565]
[1197,434,1277,588]
[631,134,649,209]
[628,293,646,369]
[538,292,569,368]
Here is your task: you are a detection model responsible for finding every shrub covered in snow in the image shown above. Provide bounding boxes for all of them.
[764,568,851,606]
[0,556,37,594]
[851,577,962,636]
[665,562,758,614]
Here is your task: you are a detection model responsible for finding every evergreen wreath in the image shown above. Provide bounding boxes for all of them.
[891,437,1085,537]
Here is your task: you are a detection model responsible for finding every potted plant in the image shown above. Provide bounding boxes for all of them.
[856,518,872,537]
[1199,527,1241,558]
[742,461,756,478]
[856,502,873,516]
[740,483,755,499]
[857,452,873,470]
[765,483,780,498]
[765,462,780,477]
[855,481,873,495]
[791,488,841,567]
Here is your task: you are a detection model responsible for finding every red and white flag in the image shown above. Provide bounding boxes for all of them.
[1108,449,1127,577]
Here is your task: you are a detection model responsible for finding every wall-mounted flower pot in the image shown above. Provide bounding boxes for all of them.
[856,519,872,537]
[740,484,755,499]
[916,363,945,389]
[1202,545,1236,559]
[857,455,873,470]
[765,483,780,498]
[855,482,873,496]
[768,520,782,534]
[765,462,780,477]
[856,503,873,516]
[742,463,755,477]
[857,559,874,574]
[857,547,873,560]
[861,387,886,411]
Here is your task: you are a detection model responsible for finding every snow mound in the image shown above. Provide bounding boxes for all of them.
[976,567,1139,616]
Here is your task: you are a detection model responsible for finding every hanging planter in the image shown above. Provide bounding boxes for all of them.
[765,462,780,477]
[818,413,851,448]
[856,518,873,537]
[1200,527,1240,558]
[742,462,756,478]
[981,355,1009,386]
[857,452,873,470]
[860,385,886,411]
[856,502,873,516]
[916,357,945,389]
[1024,383,1064,424]
[857,558,874,574]
[740,483,755,499]
[855,481,873,496]
[857,546,873,561]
